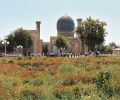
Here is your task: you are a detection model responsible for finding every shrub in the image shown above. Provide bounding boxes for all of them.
[16,56,23,60]
[54,86,83,99]
[8,60,14,64]
[96,70,114,97]
[32,62,41,67]
[72,87,82,99]
[29,78,44,86]
[19,86,43,100]
[2,58,8,64]
[26,56,32,60]
[60,63,78,73]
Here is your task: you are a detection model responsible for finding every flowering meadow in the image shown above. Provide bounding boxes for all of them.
[0,57,120,99]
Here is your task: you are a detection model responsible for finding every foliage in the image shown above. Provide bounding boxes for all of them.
[6,28,33,54]
[8,60,14,64]
[16,56,23,60]
[42,44,48,54]
[55,35,70,52]
[105,45,113,54]
[96,70,114,97]
[19,86,43,100]
[97,44,113,54]
[109,42,118,49]
[76,17,107,51]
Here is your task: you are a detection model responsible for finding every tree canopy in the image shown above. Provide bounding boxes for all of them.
[76,17,107,51]
[6,28,33,54]
[55,35,70,51]
[42,44,48,54]
[109,42,118,49]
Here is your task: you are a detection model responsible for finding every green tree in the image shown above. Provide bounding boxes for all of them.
[42,44,48,55]
[55,35,70,53]
[105,45,113,54]
[97,44,106,53]
[109,42,118,49]
[76,17,107,52]
[6,28,33,55]
[97,44,113,54]
[6,34,15,53]
[0,40,4,53]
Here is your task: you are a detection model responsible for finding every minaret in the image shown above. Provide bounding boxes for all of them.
[35,21,42,54]
[77,18,82,26]
[77,18,85,54]
[36,21,41,39]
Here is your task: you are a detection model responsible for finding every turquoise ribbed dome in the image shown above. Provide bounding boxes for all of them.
[57,16,75,33]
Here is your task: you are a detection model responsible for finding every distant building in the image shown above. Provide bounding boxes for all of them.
[27,21,42,55]
[50,15,87,54]
[113,48,120,55]
[27,15,88,55]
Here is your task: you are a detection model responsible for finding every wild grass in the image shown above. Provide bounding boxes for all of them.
[0,57,120,99]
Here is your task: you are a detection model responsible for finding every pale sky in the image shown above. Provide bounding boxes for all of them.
[0,0,120,44]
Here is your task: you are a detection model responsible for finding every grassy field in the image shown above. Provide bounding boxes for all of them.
[0,57,120,100]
